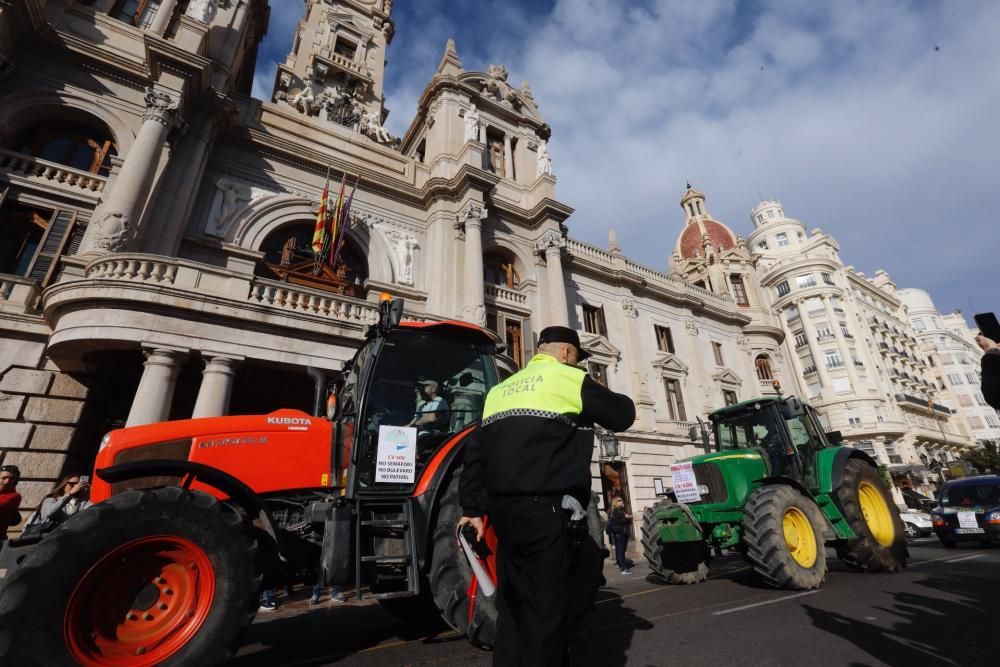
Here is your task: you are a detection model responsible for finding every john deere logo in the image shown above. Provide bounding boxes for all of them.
[266,417,313,426]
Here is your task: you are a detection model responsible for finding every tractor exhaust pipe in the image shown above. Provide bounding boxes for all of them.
[307,366,326,418]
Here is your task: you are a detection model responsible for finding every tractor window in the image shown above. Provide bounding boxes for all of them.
[355,329,497,490]
[713,407,784,451]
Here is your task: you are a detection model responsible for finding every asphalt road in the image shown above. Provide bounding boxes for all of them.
[232,537,999,666]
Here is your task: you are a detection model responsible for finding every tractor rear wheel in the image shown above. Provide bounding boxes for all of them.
[742,485,827,590]
[641,503,709,585]
[428,467,496,648]
[834,459,907,572]
[0,487,260,667]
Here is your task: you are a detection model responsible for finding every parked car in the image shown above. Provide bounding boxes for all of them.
[930,475,1000,548]
[898,509,933,538]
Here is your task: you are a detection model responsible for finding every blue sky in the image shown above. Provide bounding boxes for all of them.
[252,1,1000,322]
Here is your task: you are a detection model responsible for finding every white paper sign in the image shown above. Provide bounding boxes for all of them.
[375,425,417,483]
[957,511,979,529]
[670,462,701,504]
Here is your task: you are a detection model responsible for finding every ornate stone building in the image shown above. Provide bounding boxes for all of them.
[0,0,783,527]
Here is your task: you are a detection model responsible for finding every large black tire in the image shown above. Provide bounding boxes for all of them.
[742,485,827,590]
[0,487,260,667]
[834,459,908,572]
[428,467,497,648]
[641,502,709,585]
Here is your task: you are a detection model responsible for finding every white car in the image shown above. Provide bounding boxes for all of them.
[898,509,933,538]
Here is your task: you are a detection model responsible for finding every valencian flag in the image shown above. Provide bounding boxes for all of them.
[331,177,360,269]
[311,169,331,253]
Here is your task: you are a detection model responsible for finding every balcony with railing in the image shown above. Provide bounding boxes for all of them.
[0,148,107,201]
[484,283,528,309]
[0,273,42,314]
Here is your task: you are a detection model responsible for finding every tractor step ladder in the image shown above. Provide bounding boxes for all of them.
[354,497,420,600]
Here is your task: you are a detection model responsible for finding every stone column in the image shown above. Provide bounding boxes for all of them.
[80,87,180,255]
[795,302,833,390]
[192,355,241,418]
[503,134,513,180]
[126,348,185,426]
[535,230,569,327]
[458,202,487,326]
[823,295,861,387]
[149,0,178,35]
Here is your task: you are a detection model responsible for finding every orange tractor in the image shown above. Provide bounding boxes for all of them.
[0,298,543,665]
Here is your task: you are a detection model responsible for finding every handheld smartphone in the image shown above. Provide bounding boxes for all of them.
[79,475,90,484]
[974,312,1000,342]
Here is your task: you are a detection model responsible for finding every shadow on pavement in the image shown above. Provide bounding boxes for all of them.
[570,587,655,667]
[803,566,998,667]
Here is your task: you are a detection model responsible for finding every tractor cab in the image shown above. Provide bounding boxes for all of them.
[710,396,832,490]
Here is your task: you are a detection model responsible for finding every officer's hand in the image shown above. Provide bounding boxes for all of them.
[457,516,484,542]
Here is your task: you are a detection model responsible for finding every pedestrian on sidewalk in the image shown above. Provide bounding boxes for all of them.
[0,465,22,542]
[607,496,632,574]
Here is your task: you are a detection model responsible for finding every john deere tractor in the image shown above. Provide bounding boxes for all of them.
[642,395,907,590]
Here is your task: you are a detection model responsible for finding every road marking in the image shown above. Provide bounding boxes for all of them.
[711,590,820,616]
[909,552,986,567]
[595,566,752,605]
[944,554,986,564]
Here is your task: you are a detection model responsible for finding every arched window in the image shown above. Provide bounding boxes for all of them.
[258,222,368,299]
[16,120,117,176]
[483,251,519,289]
[755,355,773,381]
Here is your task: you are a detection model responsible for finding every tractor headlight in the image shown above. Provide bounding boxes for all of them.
[698,484,710,496]
[987,511,1000,525]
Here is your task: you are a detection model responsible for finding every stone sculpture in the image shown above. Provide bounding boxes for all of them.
[185,0,218,24]
[463,104,480,143]
[536,139,552,176]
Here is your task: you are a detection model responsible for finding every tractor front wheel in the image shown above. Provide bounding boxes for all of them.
[834,459,907,572]
[742,485,827,590]
[0,487,260,667]
[641,504,709,585]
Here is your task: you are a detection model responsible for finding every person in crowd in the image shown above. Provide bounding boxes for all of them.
[459,325,636,666]
[976,334,1000,409]
[607,495,633,574]
[409,379,449,434]
[25,474,91,528]
[0,464,22,542]
[259,588,278,611]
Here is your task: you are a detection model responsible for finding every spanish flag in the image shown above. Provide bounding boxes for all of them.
[311,173,330,253]
[331,177,359,269]
[326,175,347,261]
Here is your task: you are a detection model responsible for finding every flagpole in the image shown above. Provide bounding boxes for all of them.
[331,175,361,271]
[312,165,332,274]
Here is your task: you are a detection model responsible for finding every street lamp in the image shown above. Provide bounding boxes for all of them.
[598,428,620,460]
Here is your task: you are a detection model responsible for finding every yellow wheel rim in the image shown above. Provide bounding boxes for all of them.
[858,481,894,546]
[782,507,818,568]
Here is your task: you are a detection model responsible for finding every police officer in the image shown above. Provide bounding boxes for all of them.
[458,326,636,666]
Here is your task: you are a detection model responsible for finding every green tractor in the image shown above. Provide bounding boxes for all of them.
[642,395,907,589]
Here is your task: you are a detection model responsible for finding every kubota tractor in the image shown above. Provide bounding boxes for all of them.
[0,298,544,666]
[641,394,908,590]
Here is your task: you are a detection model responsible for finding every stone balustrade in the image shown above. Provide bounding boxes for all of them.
[566,237,615,264]
[0,273,41,313]
[484,283,527,307]
[249,278,380,325]
[0,148,107,194]
[87,256,178,283]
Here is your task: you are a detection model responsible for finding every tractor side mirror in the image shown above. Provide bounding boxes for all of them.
[825,430,844,444]
[688,426,699,443]
[387,298,404,328]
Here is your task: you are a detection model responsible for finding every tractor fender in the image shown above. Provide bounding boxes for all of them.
[754,476,837,541]
[95,459,284,562]
[829,448,878,492]
[411,425,477,568]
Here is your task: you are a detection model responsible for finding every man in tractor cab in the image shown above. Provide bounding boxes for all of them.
[458,325,636,666]
[409,379,449,435]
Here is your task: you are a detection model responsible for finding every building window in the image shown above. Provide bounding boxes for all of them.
[847,408,861,426]
[483,252,519,288]
[582,304,607,337]
[112,0,160,29]
[958,394,973,407]
[833,377,852,393]
[851,350,864,368]
[821,272,835,286]
[987,414,1000,428]
[654,325,675,354]
[768,210,776,219]
[969,416,984,430]
[840,323,853,339]
[807,381,821,398]
[587,361,608,386]
[815,324,833,340]
[775,232,788,246]
[830,297,844,312]
[947,373,963,385]
[913,318,926,331]
[486,128,505,174]
[757,240,768,250]
[825,350,843,368]
[333,37,358,60]
[776,281,790,298]
[723,389,738,406]
[729,274,749,306]
[712,342,724,366]
[755,356,773,380]
[664,378,687,421]
[853,441,876,456]
[794,330,807,348]
[796,274,816,289]
[0,201,78,287]
[757,214,764,224]
[975,392,987,406]
[875,407,884,422]
[16,120,118,176]
[965,372,978,384]
[786,304,800,322]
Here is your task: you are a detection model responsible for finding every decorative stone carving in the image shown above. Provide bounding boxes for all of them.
[142,88,180,127]
[206,177,275,237]
[463,104,480,142]
[622,296,638,318]
[351,210,419,286]
[534,229,565,257]
[462,303,487,327]
[289,84,320,116]
[456,201,488,230]
[89,210,133,252]
[737,336,750,352]
[685,319,699,336]
[361,111,395,144]
[481,64,518,107]
[536,139,552,177]
[185,0,218,24]
[520,80,534,100]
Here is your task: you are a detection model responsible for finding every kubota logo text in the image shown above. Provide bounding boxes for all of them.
[266,417,313,425]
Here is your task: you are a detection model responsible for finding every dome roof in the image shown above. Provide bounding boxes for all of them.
[677,218,737,259]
